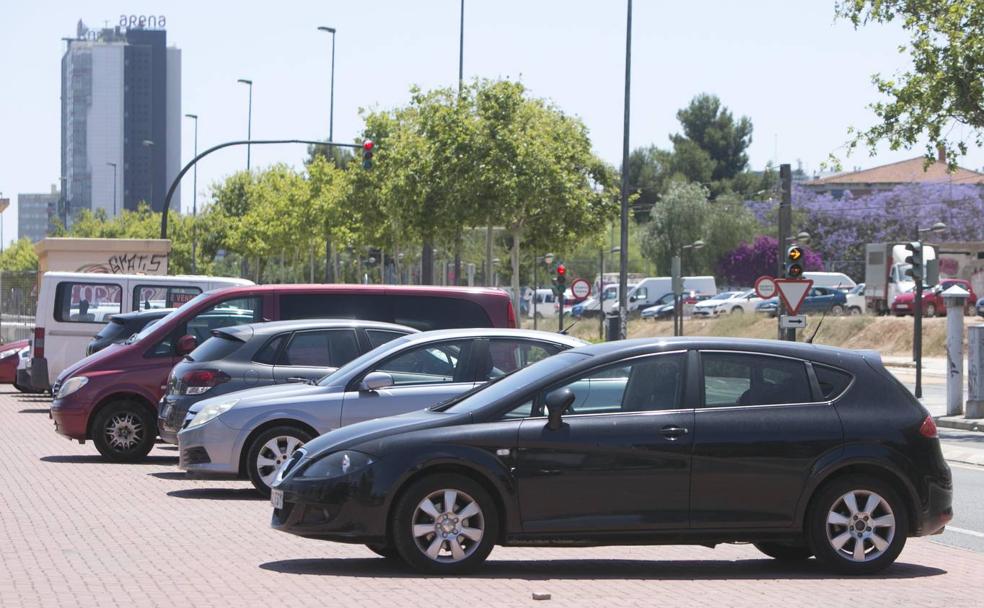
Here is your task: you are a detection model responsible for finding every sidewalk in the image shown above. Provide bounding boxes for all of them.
[883,356,984,433]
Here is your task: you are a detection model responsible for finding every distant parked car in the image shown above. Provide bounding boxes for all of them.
[641,292,707,320]
[0,339,29,384]
[178,329,585,495]
[86,308,174,356]
[756,287,848,317]
[158,319,418,444]
[891,279,977,317]
[846,284,865,315]
[691,291,744,318]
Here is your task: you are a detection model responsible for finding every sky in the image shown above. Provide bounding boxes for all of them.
[1,0,982,247]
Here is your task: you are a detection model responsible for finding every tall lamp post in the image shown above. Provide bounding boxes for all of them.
[912,221,947,398]
[237,79,253,171]
[141,140,155,208]
[105,163,117,216]
[317,26,337,283]
[184,113,199,273]
[676,239,704,336]
[617,0,633,340]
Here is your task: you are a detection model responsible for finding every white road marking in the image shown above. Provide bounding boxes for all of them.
[945,525,984,538]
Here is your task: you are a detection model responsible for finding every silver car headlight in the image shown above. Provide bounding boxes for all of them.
[186,399,239,429]
[298,451,374,479]
[57,376,89,399]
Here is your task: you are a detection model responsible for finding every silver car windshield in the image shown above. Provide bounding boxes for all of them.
[317,334,415,386]
[441,351,591,414]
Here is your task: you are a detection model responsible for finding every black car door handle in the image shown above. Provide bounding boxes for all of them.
[660,425,689,439]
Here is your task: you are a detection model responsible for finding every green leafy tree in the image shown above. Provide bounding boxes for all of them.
[641,180,710,275]
[671,93,753,183]
[0,238,39,271]
[838,0,984,164]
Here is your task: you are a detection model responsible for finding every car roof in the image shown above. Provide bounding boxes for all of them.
[218,318,420,340]
[204,283,509,298]
[396,327,587,348]
[109,308,175,322]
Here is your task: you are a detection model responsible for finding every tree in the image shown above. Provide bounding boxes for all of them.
[671,93,753,182]
[838,0,984,165]
[717,236,823,287]
[0,238,39,271]
[641,181,709,274]
[626,145,675,221]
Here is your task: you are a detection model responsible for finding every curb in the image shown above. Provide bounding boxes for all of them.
[936,416,984,432]
[941,445,984,467]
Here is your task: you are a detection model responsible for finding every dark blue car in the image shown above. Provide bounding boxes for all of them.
[756,287,848,317]
[976,296,984,318]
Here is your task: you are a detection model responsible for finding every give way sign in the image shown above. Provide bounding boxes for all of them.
[775,279,813,316]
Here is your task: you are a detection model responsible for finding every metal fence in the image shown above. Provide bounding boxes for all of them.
[0,271,38,343]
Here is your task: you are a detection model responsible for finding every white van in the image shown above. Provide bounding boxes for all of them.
[802,271,856,291]
[29,272,252,389]
[626,276,717,312]
[528,288,559,319]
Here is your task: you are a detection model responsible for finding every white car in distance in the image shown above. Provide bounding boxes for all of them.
[697,289,763,316]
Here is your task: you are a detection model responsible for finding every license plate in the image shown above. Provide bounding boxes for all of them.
[897,304,909,309]
[271,489,284,509]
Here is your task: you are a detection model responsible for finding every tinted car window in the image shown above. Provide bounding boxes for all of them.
[374,341,470,386]
[482,339,561,380]
[392,297,491,330]
[190,335,245,362]
[54,282,122,323]
[702,352,812,407]
[95,319,130,342]
[367,329,407,349]
[253,334,287,365]
[814,364,853,400]
[282,329,360,367]
[280,294,390,322]
[149,296,263,357]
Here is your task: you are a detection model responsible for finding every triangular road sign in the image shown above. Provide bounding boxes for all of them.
[775,279,813,315]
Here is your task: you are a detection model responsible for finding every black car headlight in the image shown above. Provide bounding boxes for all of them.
[298,451,374,479]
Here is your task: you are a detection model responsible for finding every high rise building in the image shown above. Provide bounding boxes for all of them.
[61,19,180,225]
[18,186,60,243]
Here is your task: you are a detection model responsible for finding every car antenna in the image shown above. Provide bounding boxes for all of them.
[806,309,828,344]
[561,318,580,335]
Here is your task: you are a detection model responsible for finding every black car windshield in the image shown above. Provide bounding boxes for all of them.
[441,351,591,414]
[317,334,414,386]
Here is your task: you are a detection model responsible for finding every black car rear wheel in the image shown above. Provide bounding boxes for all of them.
[807,475,908,574]
[392,474,498,574]
[92,401,156,462]
[754,542,813,561]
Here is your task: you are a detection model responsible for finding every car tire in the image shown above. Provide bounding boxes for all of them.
[246,425,313,497]
[849,307,862,316]
[392,473,499,574]
[925,303,936,318]
[807,475,908,575]
[830,304,844,316]
[366,544,402,560]
[754,542,813,561]
[731,306,744,314]
[91,400,157,463]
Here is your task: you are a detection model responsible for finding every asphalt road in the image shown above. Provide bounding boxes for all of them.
[934,439,984,554]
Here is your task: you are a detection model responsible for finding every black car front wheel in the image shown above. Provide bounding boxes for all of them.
[92,401,156,462]
[807,475,908,574]
[392,474,499,574]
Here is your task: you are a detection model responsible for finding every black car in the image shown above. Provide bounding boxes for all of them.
[157,319,417,444]
[271,337,952,575]
[85,308,174,356]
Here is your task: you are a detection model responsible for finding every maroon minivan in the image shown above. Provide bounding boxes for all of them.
[49,284,516,462]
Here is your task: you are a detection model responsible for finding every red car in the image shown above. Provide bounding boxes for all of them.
[0,339,29,383]
[891,278,977,317]
[49,284,516,462]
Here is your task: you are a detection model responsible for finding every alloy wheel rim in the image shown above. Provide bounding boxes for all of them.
[256,436,303,487]
[105,413,144,451]
[411,488,484,563]
[825,489,896,562]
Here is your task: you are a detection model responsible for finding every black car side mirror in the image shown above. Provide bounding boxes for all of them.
[545,388,576,431]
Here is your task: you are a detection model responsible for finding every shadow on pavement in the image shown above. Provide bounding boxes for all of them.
[149,471,189,480]
[40,454,178,465]
[167,487,265,501]
[18,408,50,414]
[259,557,946,580]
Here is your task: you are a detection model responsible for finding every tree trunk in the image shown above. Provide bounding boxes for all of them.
[324,237,333,283]
[421,241,434,285]
[510,229,522,324]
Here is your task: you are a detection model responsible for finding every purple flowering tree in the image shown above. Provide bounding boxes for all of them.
[717,235,823,287]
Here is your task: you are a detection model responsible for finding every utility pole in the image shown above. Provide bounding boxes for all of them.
[778,163,793,341]
[617,0,633,340]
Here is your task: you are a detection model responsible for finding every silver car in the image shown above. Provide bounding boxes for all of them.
[177,328,585,495]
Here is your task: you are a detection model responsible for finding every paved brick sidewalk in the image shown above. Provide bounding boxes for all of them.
[1,388,983,608]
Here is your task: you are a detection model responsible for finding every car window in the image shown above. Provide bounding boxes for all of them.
[373,340,471,386]
[507,353,686,418]
[133,285,202,310]
[367,329,409,349]
[54,282,122,323]
[253,334,287,365]
[148,296,263,358]
[813,364,853,400]
[480,339,561,381]
[281,329,360,367]
[702,352,812,407]
[190,335,245,362]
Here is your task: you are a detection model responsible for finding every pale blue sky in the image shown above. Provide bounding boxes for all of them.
[2,0,982,246]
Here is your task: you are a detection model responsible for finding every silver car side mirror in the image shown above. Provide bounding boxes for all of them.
[359,371,394,392]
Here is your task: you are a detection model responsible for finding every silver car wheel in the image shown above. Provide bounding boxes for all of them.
[411,488,485,563]
[825,489,896,563]
[256,435,303,488]
[105,413,144,450]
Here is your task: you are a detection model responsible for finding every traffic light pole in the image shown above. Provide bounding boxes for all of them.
[558,293,565,333]
[913,245,923,399]
[778,164,794,341]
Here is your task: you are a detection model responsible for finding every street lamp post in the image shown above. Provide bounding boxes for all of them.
[106,163,117,216]
[317,26,337,283]
[237,79,253,170]
[617,0,633,340]
[912,221,947,398]
[676,239,704,336]
[141,140,155,208]
[184,113,199,273]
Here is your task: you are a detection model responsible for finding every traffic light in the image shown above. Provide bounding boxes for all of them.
[552,263,567,295]
[785,245,804,279]
[905,241,923,282]
[362,140,374,169]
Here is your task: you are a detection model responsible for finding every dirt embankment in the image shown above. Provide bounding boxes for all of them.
[561,313,980,357]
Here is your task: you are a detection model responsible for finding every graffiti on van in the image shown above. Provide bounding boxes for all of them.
[76,254,168,275]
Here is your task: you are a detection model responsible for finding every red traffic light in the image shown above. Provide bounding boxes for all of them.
[556,264,566,276]
[363,140,374,151]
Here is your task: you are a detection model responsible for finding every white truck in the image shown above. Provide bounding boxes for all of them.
[864,243,936,314]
